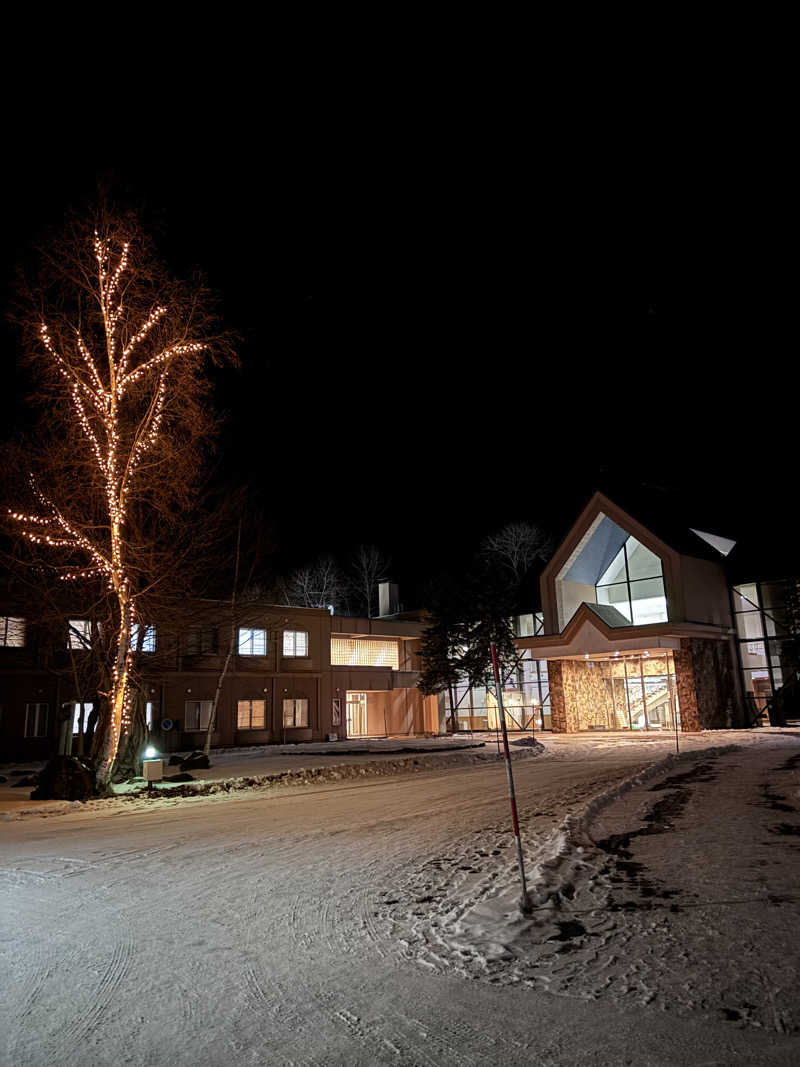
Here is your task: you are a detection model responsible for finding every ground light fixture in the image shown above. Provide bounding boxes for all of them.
[142,746,164,788]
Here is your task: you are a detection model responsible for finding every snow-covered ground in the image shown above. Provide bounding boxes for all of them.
[383,734,800,1033]
[2,730,799,1065]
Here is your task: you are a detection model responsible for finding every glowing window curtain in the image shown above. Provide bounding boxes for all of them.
[331,638,400,669]
[237,699,266,729]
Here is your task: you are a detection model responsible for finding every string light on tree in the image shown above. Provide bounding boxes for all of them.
[10,228,211,785]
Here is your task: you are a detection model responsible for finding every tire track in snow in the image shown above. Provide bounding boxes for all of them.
[41,925,135,1065]
[243,962,305,1035]
[2,885,83,1062]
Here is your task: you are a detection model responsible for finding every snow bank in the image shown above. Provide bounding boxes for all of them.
[1,741,544,821]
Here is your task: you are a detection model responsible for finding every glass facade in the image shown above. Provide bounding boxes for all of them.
[731,581,798,721]
[514,613,545,637]
[571,653,680,731]
[443,651,551,731]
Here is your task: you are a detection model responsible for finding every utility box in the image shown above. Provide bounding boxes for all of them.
[142,758,164,782]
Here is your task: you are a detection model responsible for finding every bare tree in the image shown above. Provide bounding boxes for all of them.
[6,207,233,788]
[203,519,242,757]
[481,522,552,585]
[280,556,349,614]
[349,544,391,617]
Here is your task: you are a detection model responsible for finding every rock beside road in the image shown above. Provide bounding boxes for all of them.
[30,756,97,801]
[180,751,211,771]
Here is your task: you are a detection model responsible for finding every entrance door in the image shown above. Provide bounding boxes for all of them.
[346,692,368,737]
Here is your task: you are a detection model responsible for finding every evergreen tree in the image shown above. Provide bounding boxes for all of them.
[417,575,470,733]
[418,561,518,732]
[460,558,518,695]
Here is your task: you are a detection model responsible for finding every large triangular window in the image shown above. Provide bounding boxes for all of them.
[555,514,668,630]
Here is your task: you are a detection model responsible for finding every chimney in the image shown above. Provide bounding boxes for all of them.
[377,581,400,617]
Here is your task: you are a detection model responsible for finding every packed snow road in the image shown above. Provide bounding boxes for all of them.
[2,733,799,1066]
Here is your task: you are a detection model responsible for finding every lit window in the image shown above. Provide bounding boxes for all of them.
[555,515,668,630]
[330,638,399,669]
[25,702,48,738]
[130,623,156,653]
[238,698,266,729]
[1,616,25,647]
[185,700,213,730]
[68,619,92,650]
[283,630,309,657]
[238,628,267,655]
[596,535,667,626]
[71,702,94,734]
[283,698,309,728]
[146,702,156,729]
[186,627,217,654]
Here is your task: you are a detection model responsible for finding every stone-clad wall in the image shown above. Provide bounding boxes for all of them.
[688,637,737,729]
[564,659,608,730]
[547,658,608,732]
[548,660,567,732]
[674,638,737,730]
[672,647,700,731]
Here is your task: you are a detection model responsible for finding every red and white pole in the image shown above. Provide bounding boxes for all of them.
[490,642,533,914]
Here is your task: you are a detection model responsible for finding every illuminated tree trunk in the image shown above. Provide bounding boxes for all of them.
[96,583,133,785]
[10,222,215,788]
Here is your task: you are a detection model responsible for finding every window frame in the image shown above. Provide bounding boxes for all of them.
[282,697,309,728]
[130,622,156,653]
[1,616,25,647]
[186,626,217,655]
[282,629,309,657]
[595,538,667,627]
[184,700,214,731]
[70,701,94,735]
[68,618,92,651]
[237,697,267,730]
[238,627,267,656]
[25,702,49,738]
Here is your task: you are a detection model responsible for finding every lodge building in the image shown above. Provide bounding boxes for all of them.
[0,586,440,763]
[443,492,798,735]
[1,493,797,761]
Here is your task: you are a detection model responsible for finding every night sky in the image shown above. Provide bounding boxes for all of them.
[2,99,795,607]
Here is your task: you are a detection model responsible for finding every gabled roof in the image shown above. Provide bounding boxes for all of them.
[554,488,737,568]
